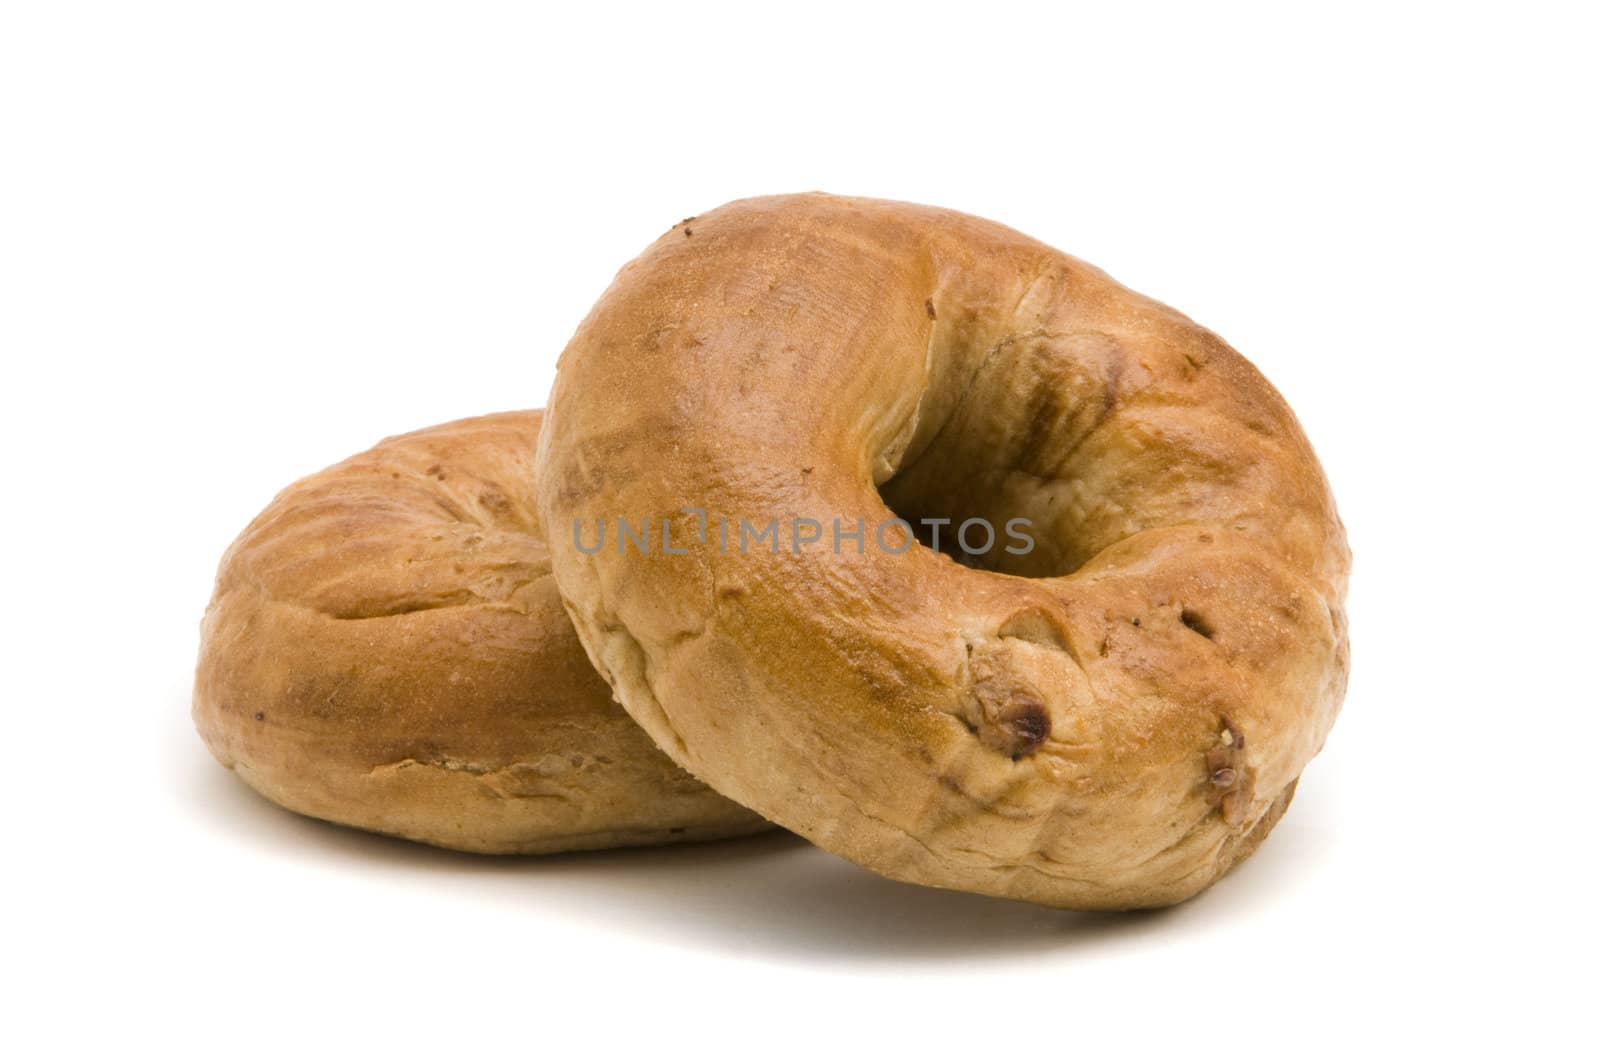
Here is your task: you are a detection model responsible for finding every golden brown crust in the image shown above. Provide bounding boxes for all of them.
[537,194,1350,908]
[193,410,766,853]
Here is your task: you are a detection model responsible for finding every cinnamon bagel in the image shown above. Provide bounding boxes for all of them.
[537,194,1350,908]
[194,410,766,853]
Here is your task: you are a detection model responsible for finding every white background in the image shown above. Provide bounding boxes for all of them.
[4,2,1595,1059]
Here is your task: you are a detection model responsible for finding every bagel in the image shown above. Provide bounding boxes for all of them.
[537,194,1350,909]
[194,410,766,853]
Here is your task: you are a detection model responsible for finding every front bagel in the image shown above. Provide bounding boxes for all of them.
[538,194,1350,909]
[195,410,767,853]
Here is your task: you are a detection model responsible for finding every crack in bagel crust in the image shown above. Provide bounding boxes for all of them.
[536,194,1351,909]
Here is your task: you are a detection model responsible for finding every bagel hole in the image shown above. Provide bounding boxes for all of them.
[871,328,1145,578]
[881,474,1067,577]
[906,518,991,572]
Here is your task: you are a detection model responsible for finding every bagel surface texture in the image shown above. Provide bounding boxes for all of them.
[538,193,1351,909]
[194,410,767,853]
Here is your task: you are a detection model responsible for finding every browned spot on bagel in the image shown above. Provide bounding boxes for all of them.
[478,488,513,515]
[1095,354,1123,431]
[973,697,1050,759]
[1001,700,1051,758]
[426,463,446,481]
[1180,607,1215,640]
[925,298,937,320]
[1206,716,1254,825]
[1011,341,1069,473]
[965,646,1054,759]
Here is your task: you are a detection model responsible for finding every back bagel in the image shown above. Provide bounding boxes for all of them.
[194,410,766,853]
